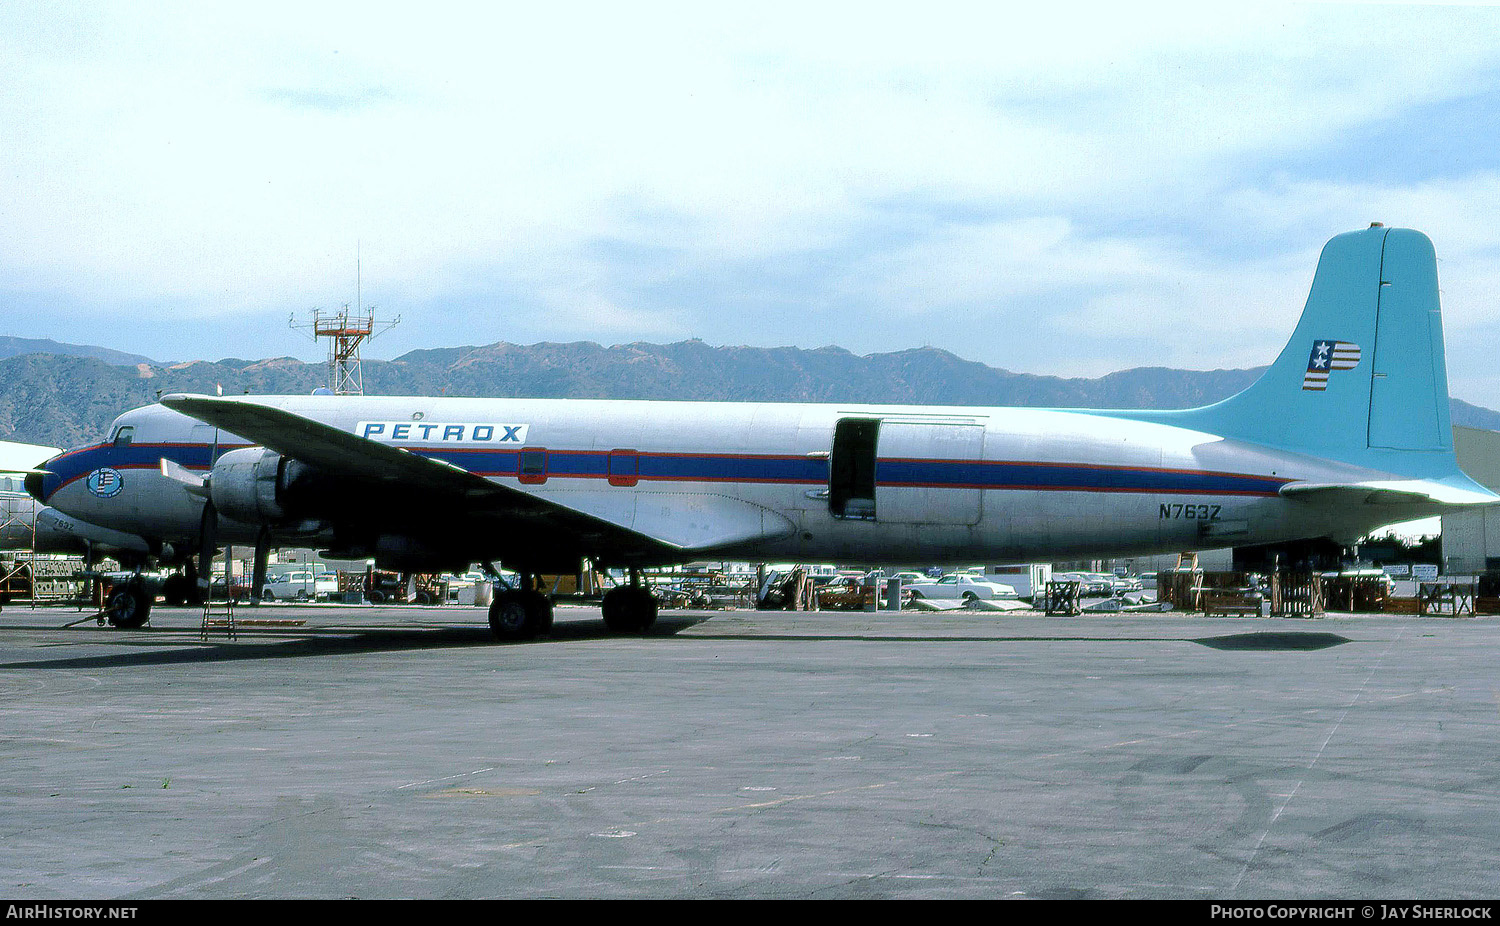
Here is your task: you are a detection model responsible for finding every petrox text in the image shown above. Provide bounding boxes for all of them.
[357,422,530,444]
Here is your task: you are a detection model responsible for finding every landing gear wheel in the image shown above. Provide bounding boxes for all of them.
[488,590,553,640]
[602,586,658,633]
[162,574,189,607]
[106,580,152,629]
[524,591,554,636]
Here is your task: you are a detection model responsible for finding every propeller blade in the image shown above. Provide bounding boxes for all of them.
[159,458,210,498]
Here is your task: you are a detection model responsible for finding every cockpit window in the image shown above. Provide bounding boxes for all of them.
[112,426,135,447]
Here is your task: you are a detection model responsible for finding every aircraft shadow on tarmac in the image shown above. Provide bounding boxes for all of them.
[1190,631,1350,651]
[699,630,1352,650]
[0,612,1351,671]
[0,614,714,671]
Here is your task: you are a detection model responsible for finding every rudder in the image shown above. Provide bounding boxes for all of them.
[1366,229,1451,451]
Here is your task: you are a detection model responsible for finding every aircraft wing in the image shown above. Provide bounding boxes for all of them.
[158,394,794,553]
[163,395,496,494]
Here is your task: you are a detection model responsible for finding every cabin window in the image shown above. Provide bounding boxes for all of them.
[519,448,548,484]
[608,449,639,487]
[112,426,135,448]
[829,417,879,520]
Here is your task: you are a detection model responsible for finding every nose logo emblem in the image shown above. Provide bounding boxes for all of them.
[85,468,124,498]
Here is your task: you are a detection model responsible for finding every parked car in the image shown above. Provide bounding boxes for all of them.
[1054,572,1114,596]
[905,574,1017,601]
[815,576,875,611]
[261,570,338,601]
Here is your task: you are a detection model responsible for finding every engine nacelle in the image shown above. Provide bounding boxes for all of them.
[373,534,470,574]
[208,447,286,524]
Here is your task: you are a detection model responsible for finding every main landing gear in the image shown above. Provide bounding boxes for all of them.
[483,565,659,640]
[601,571,657,633]
[160,561,205,607]
[486,569,554,641]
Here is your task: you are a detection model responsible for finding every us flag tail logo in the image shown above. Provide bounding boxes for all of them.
[1303,339,1361,391]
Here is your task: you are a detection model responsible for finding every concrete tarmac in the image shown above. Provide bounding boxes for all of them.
[1,602,1497,899]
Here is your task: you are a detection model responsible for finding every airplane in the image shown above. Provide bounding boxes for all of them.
[26,225,1499,637]
[0,439,152,614]
[0,440,60,551]
[1,440,151,558]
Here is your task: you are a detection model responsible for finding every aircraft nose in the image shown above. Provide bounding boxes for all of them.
[24,459,53,502]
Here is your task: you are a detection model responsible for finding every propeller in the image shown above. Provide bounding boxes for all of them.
[196,501,218,600]
[158,458,209,497]
[161,457,218,600]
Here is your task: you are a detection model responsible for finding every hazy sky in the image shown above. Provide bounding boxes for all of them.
[4,2,1500,407]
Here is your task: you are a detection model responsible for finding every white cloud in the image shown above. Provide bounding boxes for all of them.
[1,0,1499,405]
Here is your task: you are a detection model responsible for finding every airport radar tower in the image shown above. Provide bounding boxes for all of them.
[289,259,399,395]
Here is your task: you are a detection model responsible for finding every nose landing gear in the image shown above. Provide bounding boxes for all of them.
[104,575,152,629]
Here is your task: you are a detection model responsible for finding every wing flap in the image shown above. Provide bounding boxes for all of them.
[543,489,796,551]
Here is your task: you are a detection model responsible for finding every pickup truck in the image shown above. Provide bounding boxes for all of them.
[904,574,1017,601]
[261,571,339,601]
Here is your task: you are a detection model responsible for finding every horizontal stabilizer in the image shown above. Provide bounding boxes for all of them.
[1280,477,1498,508]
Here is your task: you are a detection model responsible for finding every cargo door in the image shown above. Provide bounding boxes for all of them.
[828,418,879,520]
[876,422,984,525]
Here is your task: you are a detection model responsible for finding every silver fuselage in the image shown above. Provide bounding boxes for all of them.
[36,395,1436,567]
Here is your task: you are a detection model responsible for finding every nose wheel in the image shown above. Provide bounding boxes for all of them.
[105,577,152,629]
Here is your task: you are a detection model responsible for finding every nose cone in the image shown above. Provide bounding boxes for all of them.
[25,456,58,503]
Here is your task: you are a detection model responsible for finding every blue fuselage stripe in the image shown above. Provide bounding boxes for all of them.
[41,442,1288,500]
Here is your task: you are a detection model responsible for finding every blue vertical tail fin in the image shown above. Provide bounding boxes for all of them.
[1116,225,1467,481]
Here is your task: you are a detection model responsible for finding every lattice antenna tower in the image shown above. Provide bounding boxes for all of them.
[289,251,399,395]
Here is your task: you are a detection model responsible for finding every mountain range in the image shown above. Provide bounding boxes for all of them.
[1,337,1497,449]
[0,336,157,367]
